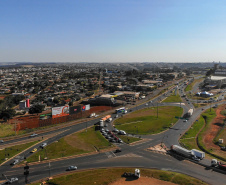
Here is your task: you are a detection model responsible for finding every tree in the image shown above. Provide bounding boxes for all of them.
[29,104,45,114]
[0,109,16,122]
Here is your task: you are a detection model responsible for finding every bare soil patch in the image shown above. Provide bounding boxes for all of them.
[109,177,176,185]
[202,105,226,158]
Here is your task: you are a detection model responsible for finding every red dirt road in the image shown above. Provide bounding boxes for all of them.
[202,104,226,157]
[109,177,176,185]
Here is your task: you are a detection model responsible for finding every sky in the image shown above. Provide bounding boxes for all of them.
[1,0,226,63]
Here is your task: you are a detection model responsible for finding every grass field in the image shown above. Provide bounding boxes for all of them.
[114,106,183,135]
[117,135,141,144]
[0,124,27,137]
[0,141,39,164]
[180,116,205,150]
[162,90,182,103]
[31,168,208,185]
[26,127,112,163]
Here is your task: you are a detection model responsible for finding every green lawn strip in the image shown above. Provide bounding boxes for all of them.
[0,140,39,164]
[180,116,205,150]
[26,127,112,163]
[162,94,182,103]
[115,106,183,135]
[31,168,208,185]
[185,78,203,92]
[117,135,141,144]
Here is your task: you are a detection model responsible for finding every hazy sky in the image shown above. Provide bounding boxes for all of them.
[1,0,226,63]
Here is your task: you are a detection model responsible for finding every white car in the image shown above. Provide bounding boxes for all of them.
[6,177,19,184]
[10,159,19,166]
[119,130,126,135]
[29,133,38,137]
[40,143,47,148]
[66,166,77,171]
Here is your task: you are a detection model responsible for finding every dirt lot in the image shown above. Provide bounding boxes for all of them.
[109,177,176,185]
[202,104,226,158]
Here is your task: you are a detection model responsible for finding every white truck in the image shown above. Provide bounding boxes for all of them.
[191,149,205,159]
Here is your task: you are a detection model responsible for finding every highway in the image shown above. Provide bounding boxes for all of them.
[1,79,226,185]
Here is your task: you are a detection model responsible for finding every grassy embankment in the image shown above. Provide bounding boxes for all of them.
[117,135,141,144]
[26,126,113,163]
[114,106,183,135]
[180,108,226,161]
[0,124,27,137]
[162,89,182,103]
[31,168,208,185]
[0,141,39,164]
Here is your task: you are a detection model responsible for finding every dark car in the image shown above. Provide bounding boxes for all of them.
[221,146,226,151]
[115,149,121,153]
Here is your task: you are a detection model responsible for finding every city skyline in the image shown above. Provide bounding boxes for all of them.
[1,0,226,63]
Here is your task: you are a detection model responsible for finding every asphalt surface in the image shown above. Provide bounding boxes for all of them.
[1,78,226,185]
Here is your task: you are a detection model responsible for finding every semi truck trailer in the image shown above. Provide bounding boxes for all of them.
[171,145,194,158]
[191,149,205,159]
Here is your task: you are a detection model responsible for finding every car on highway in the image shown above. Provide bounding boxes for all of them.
[5,177,19,184]
[31,148,37,153]
[0,140,4,143]
[29,133,38,137]
[115,149,121,153]
[66,166,77,171]
[183,120,188,122]
[221,146,226,151]
[40,143,47,148]
[10,159,19,166]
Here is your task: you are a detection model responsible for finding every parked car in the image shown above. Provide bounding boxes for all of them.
[0,140,4,143]
[31,148,37,153]
[66,166,77,171]
[119,130,126,135]
[105,129,109,132]
[102,132,107,136]
[40,143,47,148]
[112,128,119,133]
[118,139,123,143]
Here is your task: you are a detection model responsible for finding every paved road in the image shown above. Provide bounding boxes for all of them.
[1,78,226,185]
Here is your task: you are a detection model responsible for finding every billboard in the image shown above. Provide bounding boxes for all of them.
[69,105,81,115]
[52,105,69,118]
[85,104,90,110]
[82,104,90,111]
